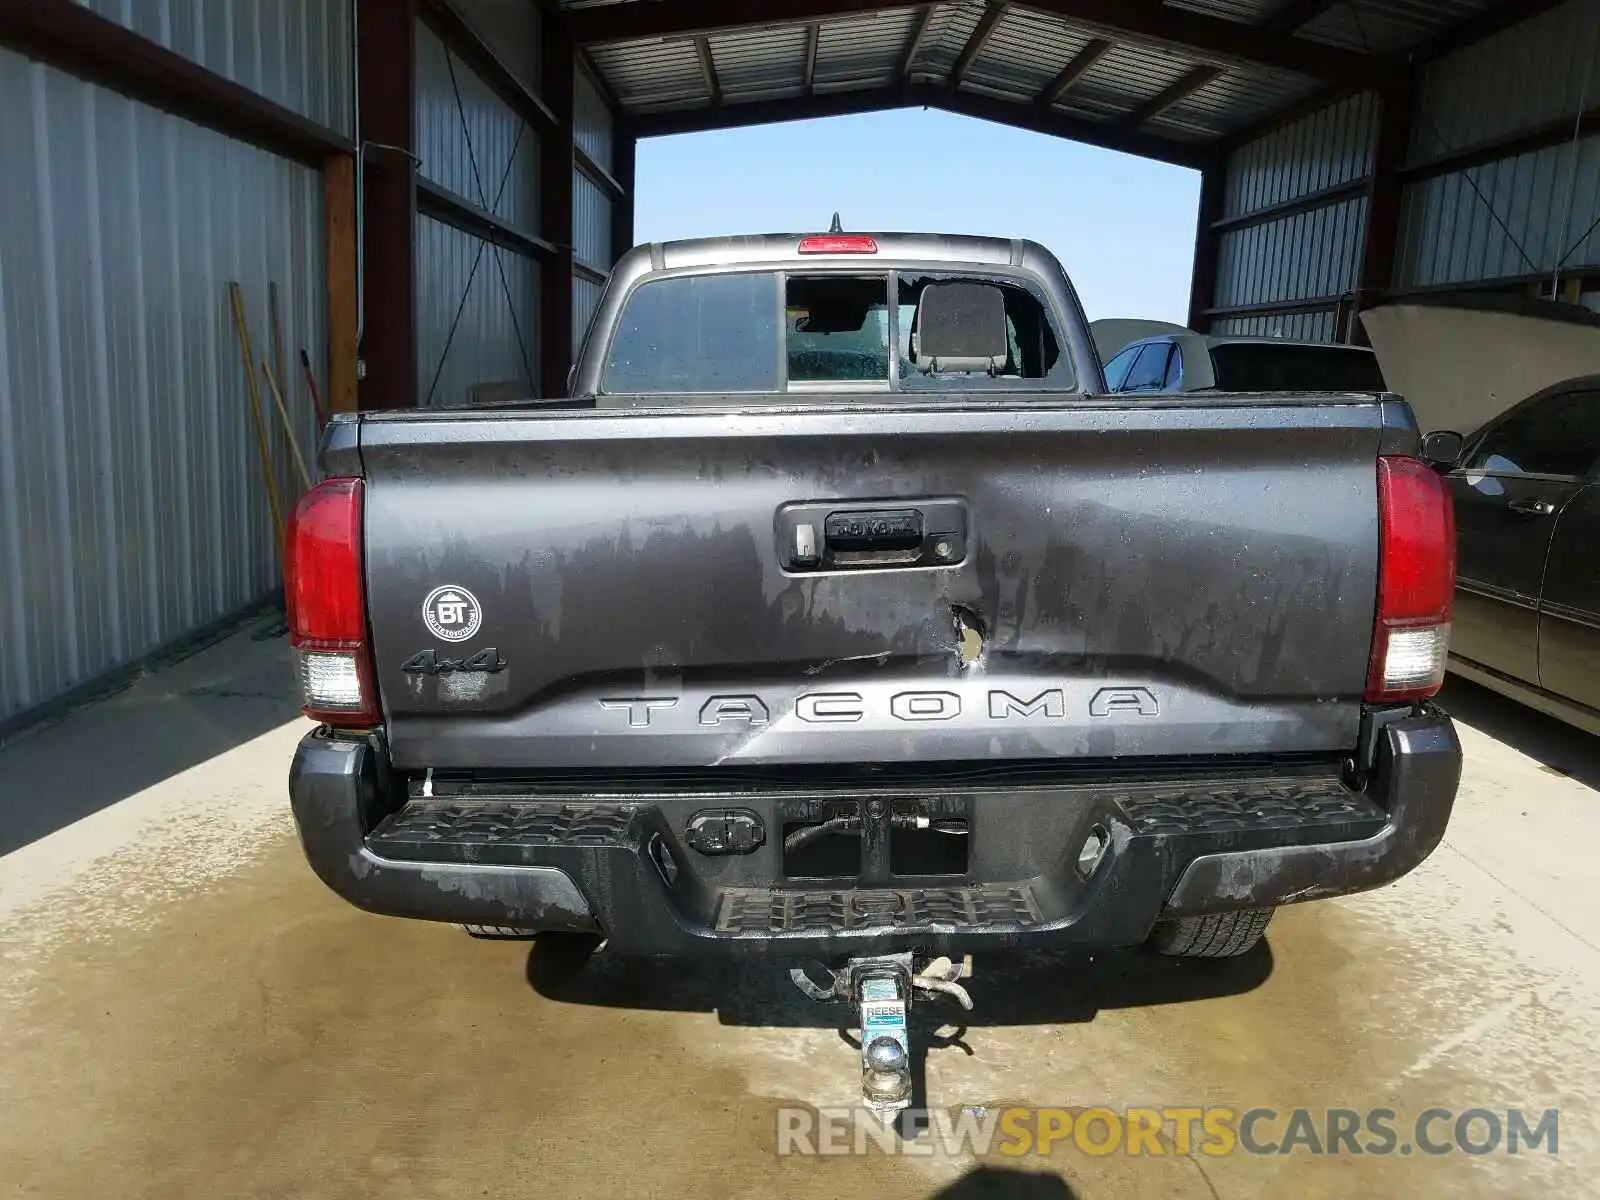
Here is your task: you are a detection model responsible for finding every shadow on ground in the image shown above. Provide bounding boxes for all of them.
[0,614,301,855]
[930,1165,1080,1198]
[528,934,1271,1140]
[525,935,1273,1030]
[1437,675,1600,790]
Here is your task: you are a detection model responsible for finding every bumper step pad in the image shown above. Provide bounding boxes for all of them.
[715,884,1041,934]
[1115,778,1385,841]
[367,801,637,862]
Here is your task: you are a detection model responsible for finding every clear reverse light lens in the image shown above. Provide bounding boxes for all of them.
[1383,624,1450,692]
[297,649,365,711]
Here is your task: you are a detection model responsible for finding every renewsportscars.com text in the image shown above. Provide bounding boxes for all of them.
[777,1106,1559,1158]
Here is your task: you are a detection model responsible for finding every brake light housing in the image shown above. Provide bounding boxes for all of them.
[797,234,878,254]
[285,477,379,726]
[1366,455,1456,703]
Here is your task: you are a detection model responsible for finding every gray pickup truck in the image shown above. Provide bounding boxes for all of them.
[286,230,1462,1110]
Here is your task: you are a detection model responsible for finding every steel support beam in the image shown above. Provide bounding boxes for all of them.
[953,3,1008,84]
[540,18,577,398]
[632,83,1216,168]
[612,121,638,265]
[1188,163,1227,331]
[1038,37,1111,105]
[0,0,350,164]
[1261,0,1345,34]
[567,0,1396,86]
[900,6,936,80]
[804,23,820,93]
[1352,81,1413,343]
[358,0,418,410]
[1119,64,1220,129]
[695,36,722,104]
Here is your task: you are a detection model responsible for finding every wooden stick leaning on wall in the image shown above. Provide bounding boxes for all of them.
[226,282,287,555]
[261,359,314,493]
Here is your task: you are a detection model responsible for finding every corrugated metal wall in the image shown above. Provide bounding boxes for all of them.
[1210,310,1338,342]
[75,0,352,134]
[1397,0,1600,290]
[416,216,538,406]
[1212,93,1377,340]
[1222,92,1377,218]
[574,175,612,268]
[572,69,620,357]
[575,70,613,170]
[416,22,538,228]
[0,47,325,724]
[414,15,541,406]
[1209,0,1600,340]
[1214,197,1368,308]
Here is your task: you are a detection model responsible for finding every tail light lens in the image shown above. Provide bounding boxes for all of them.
[1366,456,1456,702]
[285,478,379,726]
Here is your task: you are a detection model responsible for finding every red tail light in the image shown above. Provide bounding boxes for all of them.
[285,477,379,726]
[797,234,878,254]
[1366,456,1456,703]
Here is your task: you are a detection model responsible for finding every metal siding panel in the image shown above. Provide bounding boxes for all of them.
[1300,0,1498,57]
[916,2,983,81]
[1213,196,1367,307]
[815,8,917,87]
[0,48,325,722]
[967,7,1093,99]
[1413,0,1600,159]
[1212,309,1337,341]
[450,0,542,97]
[573,276,604,357]
[1075,42,1198,116]
[1222,91,1377,218]
[590,39,705,110]
[416,22,538,228]
[1156,66,1319,140]
[1396,132,1600,287]
[573,174,612,269]
[707,25,810,97]
[74,0,352,133]
[416,216,539,408]
[575,70,614,171]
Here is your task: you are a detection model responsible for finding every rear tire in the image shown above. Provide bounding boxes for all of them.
[1149,907,1274,958]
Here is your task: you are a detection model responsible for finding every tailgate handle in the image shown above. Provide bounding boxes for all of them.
[824,509,924,551]
[778,498,967,572]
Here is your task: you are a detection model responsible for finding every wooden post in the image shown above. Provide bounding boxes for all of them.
[324,153,359,414]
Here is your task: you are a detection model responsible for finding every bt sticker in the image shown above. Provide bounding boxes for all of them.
[422,585,482,642]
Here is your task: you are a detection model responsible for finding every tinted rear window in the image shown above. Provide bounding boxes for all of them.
[1208,344,1386,392]
[603,273,779,393]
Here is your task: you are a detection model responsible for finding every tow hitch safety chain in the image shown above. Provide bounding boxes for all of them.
[790,953,974,1115]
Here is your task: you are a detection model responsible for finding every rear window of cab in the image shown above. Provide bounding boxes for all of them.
[600,269,1072,395]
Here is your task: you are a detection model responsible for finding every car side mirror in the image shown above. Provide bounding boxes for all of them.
[1420,430,1465,470]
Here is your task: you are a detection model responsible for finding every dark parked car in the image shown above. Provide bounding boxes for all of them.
[1444,376,1600,733]
[1103,331,1388,395]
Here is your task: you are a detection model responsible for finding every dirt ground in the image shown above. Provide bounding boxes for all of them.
[2,619,1597,1198]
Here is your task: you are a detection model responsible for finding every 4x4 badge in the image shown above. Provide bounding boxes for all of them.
[422,584,482,642]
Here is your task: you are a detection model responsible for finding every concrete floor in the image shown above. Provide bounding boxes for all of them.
[2,619,1597,1198]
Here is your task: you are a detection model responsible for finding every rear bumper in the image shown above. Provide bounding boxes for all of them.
[288,712,1460,957]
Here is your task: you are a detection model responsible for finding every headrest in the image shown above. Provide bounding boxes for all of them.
[911,282,1009,374]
